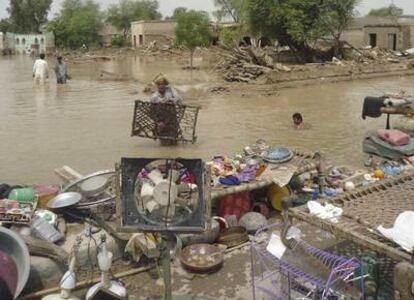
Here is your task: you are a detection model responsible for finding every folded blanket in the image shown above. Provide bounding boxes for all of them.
[377,129,410,146]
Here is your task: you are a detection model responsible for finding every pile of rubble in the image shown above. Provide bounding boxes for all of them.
[350,46,414,65]
[215,47,276,82]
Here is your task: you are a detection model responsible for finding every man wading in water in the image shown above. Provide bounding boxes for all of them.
[150,74,182,145]
[32,53,49,84]
[54,56,69,84]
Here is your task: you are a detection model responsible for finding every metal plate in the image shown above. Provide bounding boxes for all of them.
[80,176,109,196]
[47,192,82,209]
[61,170,115,208]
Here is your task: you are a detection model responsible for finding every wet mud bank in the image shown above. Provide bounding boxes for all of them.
[222,62,414,95]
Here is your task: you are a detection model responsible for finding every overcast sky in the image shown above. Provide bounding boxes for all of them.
[0,0,413,20]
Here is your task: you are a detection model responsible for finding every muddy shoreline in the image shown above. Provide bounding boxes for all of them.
[222,63,414,95]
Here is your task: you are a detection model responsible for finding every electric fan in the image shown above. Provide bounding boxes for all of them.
[117,157,210,300]
[118,158,209,233]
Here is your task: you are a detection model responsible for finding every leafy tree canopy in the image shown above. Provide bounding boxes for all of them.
[0,19,12,33]
[166,7,187,20]
[213,0,247,24]
[6,0,53,33]
[247,0,358,61]
[368,4,403,17]
[48,0,103,49]
[175,10,213,67]
[321,0,359,56]
[106,0,161,37]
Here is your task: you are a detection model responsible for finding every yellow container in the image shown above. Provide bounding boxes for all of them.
[33,185,60,209]
[267,184,290,211]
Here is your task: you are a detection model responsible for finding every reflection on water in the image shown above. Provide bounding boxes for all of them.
[0,55,412,183]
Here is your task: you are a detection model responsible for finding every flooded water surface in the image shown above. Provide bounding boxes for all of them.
[1,55,412,184]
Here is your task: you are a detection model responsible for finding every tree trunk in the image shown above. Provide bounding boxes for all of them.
[190,49,194,69]
[333,36,341,58]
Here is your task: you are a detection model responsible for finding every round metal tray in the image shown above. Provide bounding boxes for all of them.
[180,244,223,273]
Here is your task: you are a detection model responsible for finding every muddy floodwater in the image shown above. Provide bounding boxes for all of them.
[1,55,413,184]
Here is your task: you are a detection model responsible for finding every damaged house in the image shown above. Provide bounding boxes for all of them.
[343,16,414,51]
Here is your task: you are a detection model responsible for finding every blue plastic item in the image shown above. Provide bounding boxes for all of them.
[312,189,320,200]
[383,166,401,176]
[263,147,294,163]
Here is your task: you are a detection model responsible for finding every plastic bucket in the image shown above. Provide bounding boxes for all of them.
[267,184,291,211]
[8,188,35,203]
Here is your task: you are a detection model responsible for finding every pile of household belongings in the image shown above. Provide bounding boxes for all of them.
[362,94,414,160]
[208,140,299,187]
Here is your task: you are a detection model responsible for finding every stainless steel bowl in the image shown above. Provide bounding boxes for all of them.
[47,192,82,209]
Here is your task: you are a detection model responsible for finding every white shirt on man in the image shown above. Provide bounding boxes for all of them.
[33,59,49,83]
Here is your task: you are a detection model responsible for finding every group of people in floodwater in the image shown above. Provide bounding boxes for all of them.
[32,53,69,85]
[32,53,308,145]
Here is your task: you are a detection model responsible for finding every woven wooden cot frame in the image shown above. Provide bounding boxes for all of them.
[288,172,414,263]
[131,100,200,144]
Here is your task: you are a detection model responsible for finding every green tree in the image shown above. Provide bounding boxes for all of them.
[0,19,12,33]
[6,0,53,33]
[213,0,247,24]
[368,4,403,17]
[175,11,213,69]
[322,0,359,57]
[48,0,103,49]
[166,7,187,20]
[111,35,127,46]
[248,0,329,61]
[219,27,241,47]
[106,0,161,38]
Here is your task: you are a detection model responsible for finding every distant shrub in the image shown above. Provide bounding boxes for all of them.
[111,35,127,47]
[219,27,241,48]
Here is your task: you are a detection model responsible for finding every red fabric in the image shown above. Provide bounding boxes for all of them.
[217,192,252,220]
[377,129,410,146]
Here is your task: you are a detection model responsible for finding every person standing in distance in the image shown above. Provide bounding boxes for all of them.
[33,53,49,84]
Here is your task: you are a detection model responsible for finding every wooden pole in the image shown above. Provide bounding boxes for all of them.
[161,236,172,300]
[381,107,414,115]
[18,264,156,300]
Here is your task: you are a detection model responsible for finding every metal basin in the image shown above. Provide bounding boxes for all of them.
[0,227,30,298]
[180,244,223,273]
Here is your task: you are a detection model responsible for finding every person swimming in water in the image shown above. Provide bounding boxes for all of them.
[292,112,308,129]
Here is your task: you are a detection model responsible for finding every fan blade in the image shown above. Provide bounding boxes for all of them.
[153,181,178,206]
[140,182,154,200]
[148,169,163,185]
[168,169,180,183]
[146,199,160,213]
